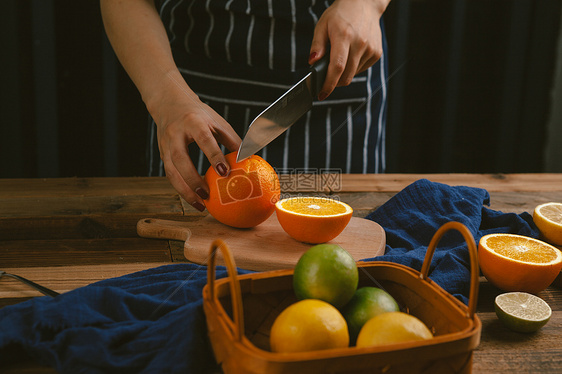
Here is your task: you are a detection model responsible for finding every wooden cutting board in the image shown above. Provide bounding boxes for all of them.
[137,213,386,271]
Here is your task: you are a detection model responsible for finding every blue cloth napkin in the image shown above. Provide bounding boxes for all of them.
[364,178,539,304]
[0,264,251,373]
[0,179,540,373]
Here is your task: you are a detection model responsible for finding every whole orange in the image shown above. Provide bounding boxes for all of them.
[204,152,280,228]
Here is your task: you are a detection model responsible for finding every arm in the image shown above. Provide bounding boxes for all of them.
[100,0,241,211]
[308,0,391,100]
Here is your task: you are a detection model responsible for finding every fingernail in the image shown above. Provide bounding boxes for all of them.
[309,52,317,62]
[192,201,206,212]
[318,92,328,101]
[216,162,228,177]
[195,187,209,200]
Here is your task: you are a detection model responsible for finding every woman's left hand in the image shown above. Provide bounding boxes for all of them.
[309,0,390,100]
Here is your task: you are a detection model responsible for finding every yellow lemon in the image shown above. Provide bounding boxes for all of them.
[356,312,432,348]
[269,299,349,353]
[533,202,562,246]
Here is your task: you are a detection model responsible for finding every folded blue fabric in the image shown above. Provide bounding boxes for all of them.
[0,265,251,373]
[364,178,539,304]
[0,179,540,373]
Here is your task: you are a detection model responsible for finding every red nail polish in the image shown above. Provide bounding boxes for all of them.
[318,92,328,101]
[309,52,317,61]
[195,187,209,200]
[216,162,228,177]
[192,201,206,212]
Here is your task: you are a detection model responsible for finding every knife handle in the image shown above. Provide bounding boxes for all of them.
[310,47,330,98]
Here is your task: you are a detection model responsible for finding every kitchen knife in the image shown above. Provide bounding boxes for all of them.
[236,51,330,162]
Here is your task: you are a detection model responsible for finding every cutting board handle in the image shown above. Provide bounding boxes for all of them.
[136,218,192,242]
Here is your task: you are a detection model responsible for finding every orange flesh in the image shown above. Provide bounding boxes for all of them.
[487,236,559,264]
[281,198,347,216]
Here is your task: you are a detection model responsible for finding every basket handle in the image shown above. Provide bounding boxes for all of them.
[207,239,245,342]
[419,222,479,319]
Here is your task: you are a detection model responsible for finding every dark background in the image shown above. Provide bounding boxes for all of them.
[1,0,561,178]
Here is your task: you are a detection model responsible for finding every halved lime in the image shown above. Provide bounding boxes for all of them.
[494,292,551,333]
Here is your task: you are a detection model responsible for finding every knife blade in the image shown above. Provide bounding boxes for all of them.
[236,52,330,162]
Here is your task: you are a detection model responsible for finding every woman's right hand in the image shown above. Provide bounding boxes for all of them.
[308,0,390,100]
[147,71,242,211]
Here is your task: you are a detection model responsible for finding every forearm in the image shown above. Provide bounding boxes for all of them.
[332,0,391,18]
[100,0,194,111]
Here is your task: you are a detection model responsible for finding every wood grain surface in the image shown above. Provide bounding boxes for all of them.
[1,174,562,373]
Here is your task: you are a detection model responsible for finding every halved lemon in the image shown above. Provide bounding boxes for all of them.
[495,292,551,333]
[275,196,353,244]
[478,233,562,294]
[533,202,562,246]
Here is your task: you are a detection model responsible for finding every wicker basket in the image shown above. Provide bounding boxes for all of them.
[202,221,482,373]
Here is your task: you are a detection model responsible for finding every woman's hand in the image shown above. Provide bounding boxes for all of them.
[309,0,390,100]
[101,0,241,211]
[148,71,241,211]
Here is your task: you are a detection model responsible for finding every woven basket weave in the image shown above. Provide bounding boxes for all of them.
[203,221,481,373]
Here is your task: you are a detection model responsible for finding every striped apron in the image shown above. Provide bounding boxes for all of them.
[148,0,388,176]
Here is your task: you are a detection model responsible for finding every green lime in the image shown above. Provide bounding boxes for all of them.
[293,244,358,308]
[494,292,552,333]
[342,287,400,344]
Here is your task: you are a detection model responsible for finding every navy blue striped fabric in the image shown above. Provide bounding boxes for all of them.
[148,0,388,176]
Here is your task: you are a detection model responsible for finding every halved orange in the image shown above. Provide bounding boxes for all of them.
[275,196,353,244]
[533,202,562,246]
[478,233,562,294]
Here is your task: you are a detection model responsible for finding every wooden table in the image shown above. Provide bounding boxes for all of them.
[1,174,561,373]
